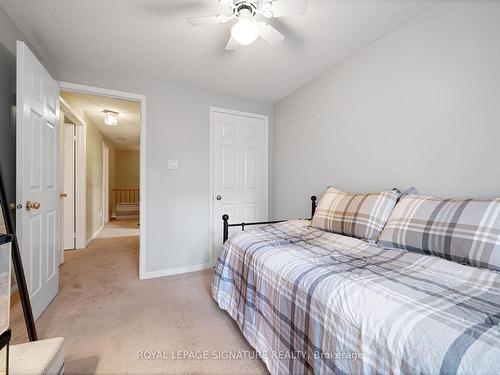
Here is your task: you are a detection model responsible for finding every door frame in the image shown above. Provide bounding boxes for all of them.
[208,106,269,267]
[59,97,86,250]
[102,142,109,224]
[58,81,148,279]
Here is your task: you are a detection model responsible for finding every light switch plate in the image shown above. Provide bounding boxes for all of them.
[168,160,179,170]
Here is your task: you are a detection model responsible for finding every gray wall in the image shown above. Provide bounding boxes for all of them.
[0,36,15,207]
[273,1,500,219]
[0,8,34,210]
[46,60,273,276]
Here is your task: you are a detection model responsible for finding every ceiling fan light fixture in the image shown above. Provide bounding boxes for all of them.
[104,110,118,126]
[231,11,259,46]
[261,3,274,18]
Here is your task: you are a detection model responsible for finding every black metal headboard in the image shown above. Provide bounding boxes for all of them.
[222,196,317,244]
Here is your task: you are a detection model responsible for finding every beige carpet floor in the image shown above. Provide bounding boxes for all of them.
[10,220,268,374]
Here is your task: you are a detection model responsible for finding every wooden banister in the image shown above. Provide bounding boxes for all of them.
[112,189,140,204]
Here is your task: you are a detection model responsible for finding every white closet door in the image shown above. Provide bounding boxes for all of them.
[212,108,268,263]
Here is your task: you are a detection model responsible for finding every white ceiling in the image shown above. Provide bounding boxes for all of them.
[62,92,141,150]
[1,0,434,102]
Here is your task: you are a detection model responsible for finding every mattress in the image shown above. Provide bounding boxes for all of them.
[212,220,500,374]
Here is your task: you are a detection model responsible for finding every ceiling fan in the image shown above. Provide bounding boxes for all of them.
[186,0,308,50]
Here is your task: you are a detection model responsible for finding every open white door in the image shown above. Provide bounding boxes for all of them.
[62,123,75,250]
[16,41,60,320]
[211,108,268,264]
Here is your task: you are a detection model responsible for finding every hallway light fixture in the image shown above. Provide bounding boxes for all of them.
[104,110,118,126]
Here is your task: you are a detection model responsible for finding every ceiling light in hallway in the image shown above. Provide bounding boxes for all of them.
[104,110,118,126]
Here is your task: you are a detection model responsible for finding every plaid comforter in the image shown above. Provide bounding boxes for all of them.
[212,220,500,375]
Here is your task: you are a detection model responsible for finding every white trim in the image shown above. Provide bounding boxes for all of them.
[58,113,66,264]
[75,124,86,249]
[210,106,269,120]
[92,224,104,240]
[140,263,211,280]
[59,81,146,101]
[60,97,85,126]
[102,142,109,224]
[59,98,87,250]
[58,81,147,279]
[209,107,269,267]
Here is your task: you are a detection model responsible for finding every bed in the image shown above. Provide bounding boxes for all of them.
[212,218,500,374]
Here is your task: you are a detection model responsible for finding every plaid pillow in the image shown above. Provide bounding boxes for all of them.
[311,188,399,241]
[378,195,500,271]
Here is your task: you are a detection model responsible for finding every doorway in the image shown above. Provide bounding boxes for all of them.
[60,97,86,254]
[59,82,147,279]
[103,142,109,224]
[209,107,269,265]
[62,121,75,251]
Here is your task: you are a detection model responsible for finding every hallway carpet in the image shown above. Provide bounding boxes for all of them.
[10,220,268,374]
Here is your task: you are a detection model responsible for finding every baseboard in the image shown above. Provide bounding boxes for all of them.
[82,225,104,248]
[92,224,104,240]
[140,263,211,280]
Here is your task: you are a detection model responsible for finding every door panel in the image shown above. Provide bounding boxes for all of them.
[244,203,258,222]
[243,147,257,189]
[212,109,268,263]
[46,209,56,279]
[222,145,237,189]
[30,216,42,294]
[45,122,57,190]
[30,111,43,190]
[17,41,60,320]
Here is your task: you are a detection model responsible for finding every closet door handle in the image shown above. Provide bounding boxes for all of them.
[216,195,222,201]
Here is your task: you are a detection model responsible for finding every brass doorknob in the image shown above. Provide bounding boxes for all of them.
[26,201,41,211]
[60,193,68,198]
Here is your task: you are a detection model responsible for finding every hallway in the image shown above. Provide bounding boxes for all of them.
[9,220,266,374]
[96,218,139,239]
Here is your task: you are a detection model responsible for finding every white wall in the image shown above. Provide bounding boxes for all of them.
[47,60,273,276]
[273,1,500,219]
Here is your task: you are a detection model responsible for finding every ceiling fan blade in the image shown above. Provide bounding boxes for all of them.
[186,14,230,26]
[226,36,239,50]
[261,0,308,18]
[258,23,285,46]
